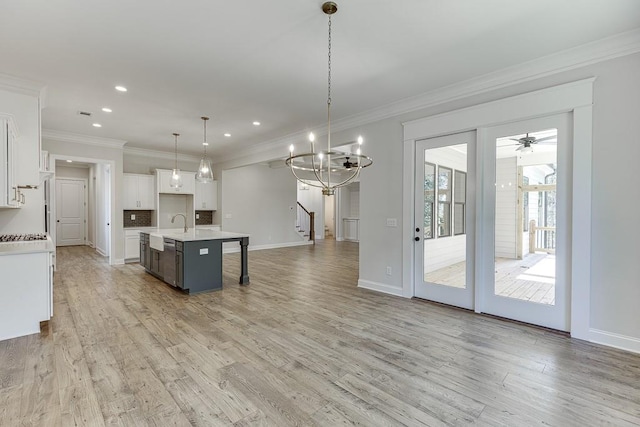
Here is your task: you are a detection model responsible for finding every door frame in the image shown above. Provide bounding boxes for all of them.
[413,131,476,310]
[402,78,594,339]
[55,177,88,246]
[50,155,117,266]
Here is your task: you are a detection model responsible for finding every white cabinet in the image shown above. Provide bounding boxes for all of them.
[123,173,155,209]
[124,229,142,261]
[195,180,217,210]
[0,115,21,208]
[157,169,195,194]
[0,250,53,341]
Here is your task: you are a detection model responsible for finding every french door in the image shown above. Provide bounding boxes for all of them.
[479,114,571,331]
[413,115,571,331]
[414,131,475,309]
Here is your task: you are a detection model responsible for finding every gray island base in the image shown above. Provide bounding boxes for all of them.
[140,230,250,294]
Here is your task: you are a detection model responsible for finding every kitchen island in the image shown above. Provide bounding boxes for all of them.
[140,229,249,294]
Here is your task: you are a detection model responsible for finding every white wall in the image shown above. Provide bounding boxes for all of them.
[221,164,303,249]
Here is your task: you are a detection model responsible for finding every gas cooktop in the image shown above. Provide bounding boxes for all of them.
[0,233,49,242]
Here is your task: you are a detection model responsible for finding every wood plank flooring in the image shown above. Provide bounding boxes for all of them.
[1,241,640,426]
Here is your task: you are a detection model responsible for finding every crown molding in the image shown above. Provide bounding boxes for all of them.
[217,28,640,166]
[0,72,47,99]
[124,146,201,162]
[42,129,127,149]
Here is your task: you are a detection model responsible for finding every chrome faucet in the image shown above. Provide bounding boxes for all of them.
[171,213,188,232]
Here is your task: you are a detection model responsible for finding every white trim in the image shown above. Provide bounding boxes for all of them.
[43,129,127,149]
[96,247,108,257]
[403,78,595,141]
[222,240,313,254]
[125,146,201,163]
[0,72,46,98]
[215,29,639,165]
[113,258,125,265]
[402,139,414,298]
[570,105,593,341]
[589,329,640,355]
[358,280,405,298]
[402,78,593,338]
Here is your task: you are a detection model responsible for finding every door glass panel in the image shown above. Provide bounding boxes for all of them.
[423,144,467,288]
[495,129,557,305]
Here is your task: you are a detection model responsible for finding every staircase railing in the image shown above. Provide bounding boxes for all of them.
[296,202,315,243]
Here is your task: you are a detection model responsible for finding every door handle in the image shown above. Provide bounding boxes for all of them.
[414,236,420,242]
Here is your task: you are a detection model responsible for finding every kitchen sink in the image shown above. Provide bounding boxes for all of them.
[149,233,165,251]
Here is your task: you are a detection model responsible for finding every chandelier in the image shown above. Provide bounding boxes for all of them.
[169,132,182,189]
[196,116,214,183]
[285,1,372,196]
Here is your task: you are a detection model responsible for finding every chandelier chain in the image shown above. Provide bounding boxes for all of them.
[203,118,207,155]
[327,15,332,107]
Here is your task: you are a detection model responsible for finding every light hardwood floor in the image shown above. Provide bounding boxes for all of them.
[1,242,639,426]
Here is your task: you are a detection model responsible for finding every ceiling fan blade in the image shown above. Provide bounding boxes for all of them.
[515,145,524,151]
[509,138,523,143]
[534,135,556,144]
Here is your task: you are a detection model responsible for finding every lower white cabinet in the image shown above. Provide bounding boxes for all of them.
[125,229,142,261]
[0,251,53,341]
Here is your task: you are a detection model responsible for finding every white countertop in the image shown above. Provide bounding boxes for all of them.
[145,228,249,242]
[0,236,55,255]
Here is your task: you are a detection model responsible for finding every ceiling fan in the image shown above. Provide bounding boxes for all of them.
[508,133,556,153]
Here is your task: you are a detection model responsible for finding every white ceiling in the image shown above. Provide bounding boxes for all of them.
[2,1,639,159]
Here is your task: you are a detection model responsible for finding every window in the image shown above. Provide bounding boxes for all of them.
[438,166,452,237]
[454,170,466,235]
[424,162,435,239]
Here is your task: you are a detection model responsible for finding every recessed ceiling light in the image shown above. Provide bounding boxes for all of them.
[102,107,112,113]
[66,160,73,163]
[115,86,127,92]
[252,121,260,126]
[92,123,102,128]
[224,133,231,137]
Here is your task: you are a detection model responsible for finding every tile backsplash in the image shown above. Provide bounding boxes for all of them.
[195,210,213,225]
[124,210,153,228]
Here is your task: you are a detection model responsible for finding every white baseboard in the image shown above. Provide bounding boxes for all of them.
[113,258,125,265]
[223,240,314,254]
[357,279,406,297]
[589,328,640,354]
[87,241,95,248]
[96,247,108,257]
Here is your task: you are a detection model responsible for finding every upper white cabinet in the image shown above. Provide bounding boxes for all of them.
[0,115,21,208]
[0,83,43,187]
[123,173,155,209]
[194,180,217,210]
[156,169,195,194]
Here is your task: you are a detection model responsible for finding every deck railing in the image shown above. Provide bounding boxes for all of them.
[529,220,555,254]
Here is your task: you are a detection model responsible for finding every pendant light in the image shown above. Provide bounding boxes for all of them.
[170,132,183,189]
[196,116,214,183]
[285,2,372,196]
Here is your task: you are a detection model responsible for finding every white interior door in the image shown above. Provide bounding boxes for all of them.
[55,179,86,246]
[479,114,571,331]
[414,131,475,309]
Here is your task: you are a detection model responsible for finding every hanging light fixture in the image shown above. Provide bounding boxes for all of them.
[285,1,372,196]
[196,116,214,183]
[170,132,183,189]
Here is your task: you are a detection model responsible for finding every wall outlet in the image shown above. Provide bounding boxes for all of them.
[196,213,200,219]
[386,218,397,227]
[130,214,136,220]
[386,266,392,276]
